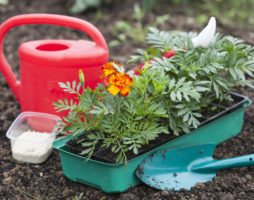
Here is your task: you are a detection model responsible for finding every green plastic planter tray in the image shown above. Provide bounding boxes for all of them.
[53,93,251,193]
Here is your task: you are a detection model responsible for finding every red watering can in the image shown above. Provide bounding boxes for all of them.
[0,14,108,116]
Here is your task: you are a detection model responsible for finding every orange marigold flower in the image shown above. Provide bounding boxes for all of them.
[107,72,133,97]
[102,61,119,77]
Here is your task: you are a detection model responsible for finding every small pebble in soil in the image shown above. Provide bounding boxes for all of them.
[161,190,170,196]
[2,177,12,185]
[195,182,205,188]
[246,174,252,180]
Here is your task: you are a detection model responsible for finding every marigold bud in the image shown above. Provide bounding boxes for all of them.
[79,69,85,84]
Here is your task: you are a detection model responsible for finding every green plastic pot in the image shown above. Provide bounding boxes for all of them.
[53,93,251,193]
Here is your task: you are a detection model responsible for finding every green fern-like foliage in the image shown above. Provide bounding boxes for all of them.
[131,27,254,99]
[129,28,254,134]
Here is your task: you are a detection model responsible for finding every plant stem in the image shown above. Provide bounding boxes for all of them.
[116,139,127,165]
[21,191,42,200]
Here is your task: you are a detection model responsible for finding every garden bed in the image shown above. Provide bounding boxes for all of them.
[1,0,254,199]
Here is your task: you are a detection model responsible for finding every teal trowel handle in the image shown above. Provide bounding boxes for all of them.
[192,154,254,173]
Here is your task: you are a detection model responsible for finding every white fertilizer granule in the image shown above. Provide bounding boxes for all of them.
[12,130,54,164]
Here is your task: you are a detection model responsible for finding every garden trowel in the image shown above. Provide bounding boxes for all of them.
[136,143,254,191]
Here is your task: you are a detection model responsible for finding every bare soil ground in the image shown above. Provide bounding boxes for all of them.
[1,0,254,199]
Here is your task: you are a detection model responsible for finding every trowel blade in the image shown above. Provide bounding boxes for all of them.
[136,143,216,191]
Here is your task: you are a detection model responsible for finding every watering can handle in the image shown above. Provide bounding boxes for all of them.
[0,14,108,102]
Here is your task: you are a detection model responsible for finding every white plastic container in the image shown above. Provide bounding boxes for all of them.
[6,111,61,164]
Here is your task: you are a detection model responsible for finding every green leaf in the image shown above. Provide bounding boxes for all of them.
[170,92,176,101]
[81,147,93,155]
[229,50,237,66]
[133,146,138,154]
[192,112,202,118]
[169,79,176,89]
[72,80,77,90]
[70,0,101,14]
[176,91,182,101]
[176,78,185,89]
[213,82,219,98]
[183,113,190,122]
[81,142,94,147]
[229,68,237,80]
[178,108,188,116]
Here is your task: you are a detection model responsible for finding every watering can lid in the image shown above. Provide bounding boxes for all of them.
[19,39,109,68]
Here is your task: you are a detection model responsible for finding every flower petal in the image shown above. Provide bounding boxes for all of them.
[108,84,120,96]
[102,62,118,76]
[120,86,130,97]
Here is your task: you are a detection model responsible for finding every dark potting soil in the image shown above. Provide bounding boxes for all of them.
[66,132,176,163]
[67,132,177,163]
[2,0,254,199]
